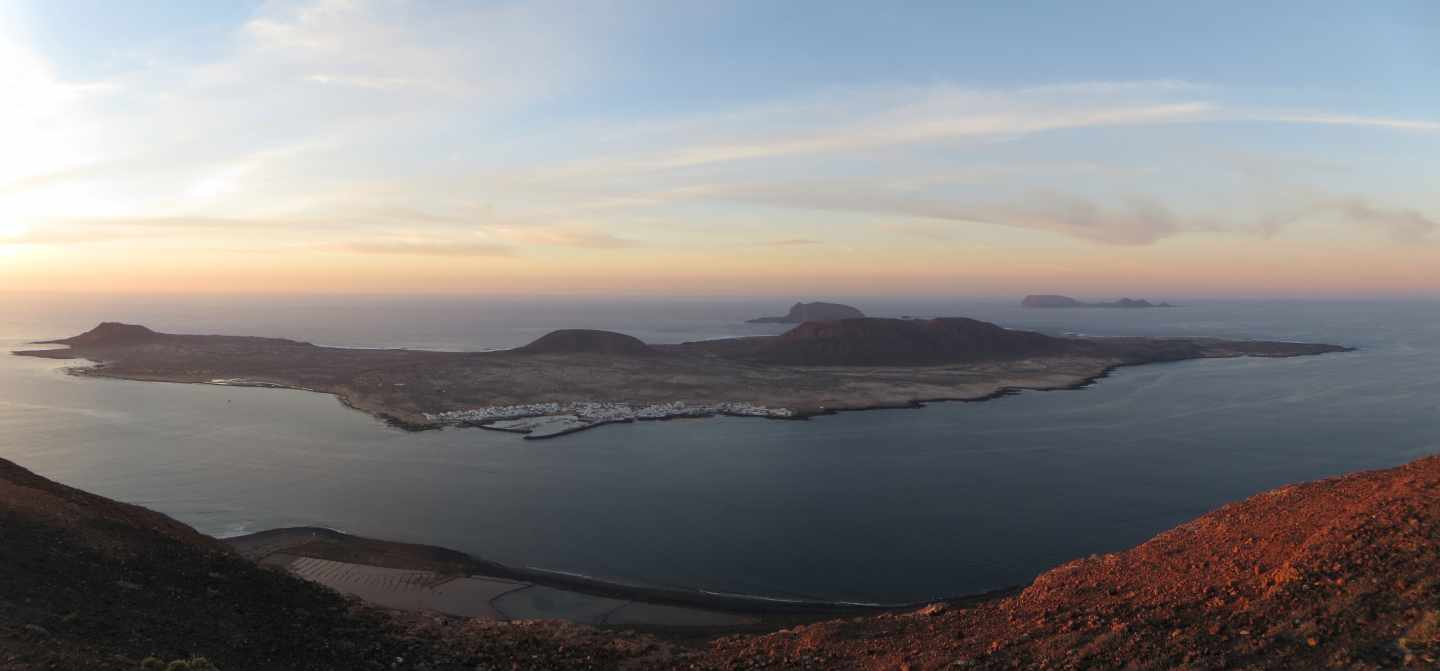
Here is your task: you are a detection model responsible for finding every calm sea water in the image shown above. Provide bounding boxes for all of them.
[1,295,1436,603]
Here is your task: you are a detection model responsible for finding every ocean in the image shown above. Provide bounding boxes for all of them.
[1,294,1436,603]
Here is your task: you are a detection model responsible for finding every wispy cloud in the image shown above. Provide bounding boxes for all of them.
[761,238,822,246]
[1249,113,1440,133]
[463,79,1435,247]
[1260,196,1438,243]
[340,240,516,257]
[705,183,1189,245]
[1,0,1435,272]
[492,226,640,248]
[497,83,1223,187]
[0,0,611,223]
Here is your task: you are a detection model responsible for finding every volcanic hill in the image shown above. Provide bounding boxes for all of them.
[747,301,866,324]
[692,317,1069,366]
[44,322,165,347]
[516,329,654,356]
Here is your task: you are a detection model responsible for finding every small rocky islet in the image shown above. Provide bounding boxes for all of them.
[1022,294,1177,308]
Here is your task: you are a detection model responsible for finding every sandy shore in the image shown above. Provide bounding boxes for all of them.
[226,527,984,632]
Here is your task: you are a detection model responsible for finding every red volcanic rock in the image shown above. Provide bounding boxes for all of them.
[749,317,1069,366]
[516,329,655,355]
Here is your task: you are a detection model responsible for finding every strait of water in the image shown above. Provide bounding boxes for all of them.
[0,295,1436,603]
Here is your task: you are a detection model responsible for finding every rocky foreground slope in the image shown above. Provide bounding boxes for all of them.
[3,453,1439,669]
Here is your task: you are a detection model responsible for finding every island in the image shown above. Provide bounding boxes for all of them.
[746,301,865,323]
[1022,294,1176,308]
[14,318,1349,439]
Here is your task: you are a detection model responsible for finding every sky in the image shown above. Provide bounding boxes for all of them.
[0,0,1437,297]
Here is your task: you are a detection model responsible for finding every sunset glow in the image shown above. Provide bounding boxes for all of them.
[0,1,1435,297]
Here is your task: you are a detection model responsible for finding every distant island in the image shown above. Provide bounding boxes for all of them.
[1022,294,1177,308]
[747,301,865,323]
[15,318,1347,439]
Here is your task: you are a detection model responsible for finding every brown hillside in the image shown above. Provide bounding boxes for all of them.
[516,329,655,355]
[45,322,163,347]
[739,317,1069,366]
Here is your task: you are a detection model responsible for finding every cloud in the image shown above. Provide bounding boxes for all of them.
[492,226,639,248]
[3,214,383,249]
[488,80,1437,193]
[1259,197,1438,243]
[1330,199,1437,242]
[671,182,1187,245]
[2,2,1434,267]
[500,83,1222,186]
[37,215,354,232]
[340,240,515,257]
[0,0,613,224]
[0,160,130,196]
[1249,113,1440,133]
[977,193,1189,245]
[466,79,1434,248]
[617,177,1435,247]
[631,103,1217,171]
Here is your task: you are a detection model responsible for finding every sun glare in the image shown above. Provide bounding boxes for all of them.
[0,221,29,239]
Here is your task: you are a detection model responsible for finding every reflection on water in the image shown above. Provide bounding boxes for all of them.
[1,296,1437,602]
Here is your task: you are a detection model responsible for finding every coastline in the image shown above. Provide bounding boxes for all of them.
[17,341,1357,439]
[225,526,1015,631]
